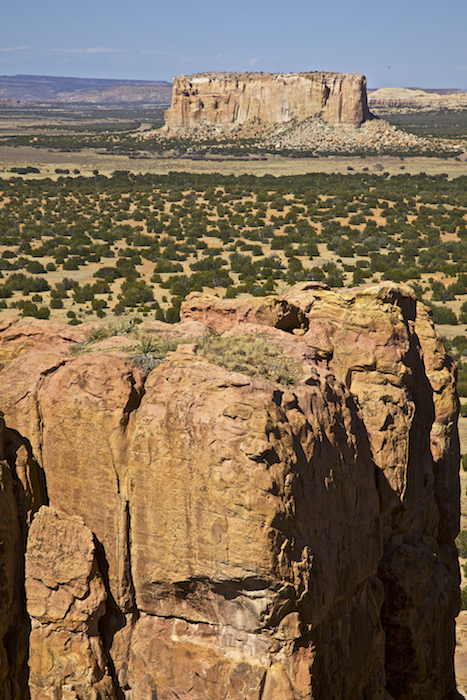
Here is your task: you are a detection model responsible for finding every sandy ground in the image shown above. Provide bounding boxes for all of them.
[1,145,467,180]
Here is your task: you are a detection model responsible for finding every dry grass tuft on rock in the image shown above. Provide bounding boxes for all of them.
[197,332,302,385]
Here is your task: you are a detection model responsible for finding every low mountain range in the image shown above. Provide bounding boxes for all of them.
[0,74,173,104]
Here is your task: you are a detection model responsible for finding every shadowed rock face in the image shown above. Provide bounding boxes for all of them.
[164,71,372,130]
[0,282,462,700]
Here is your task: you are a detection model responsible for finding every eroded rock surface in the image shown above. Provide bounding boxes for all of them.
[164,71,371,131]
[0,282,462,699]
[26,506,115,699]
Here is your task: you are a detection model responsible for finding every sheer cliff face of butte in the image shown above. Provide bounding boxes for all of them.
[0,282,462,700]
[164,71,372,130]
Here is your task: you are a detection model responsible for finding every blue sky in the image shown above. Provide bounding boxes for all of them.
[2,0,466,88]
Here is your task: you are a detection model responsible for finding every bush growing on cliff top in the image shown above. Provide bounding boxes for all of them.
[128,331,303,384]
[67,325,302,385]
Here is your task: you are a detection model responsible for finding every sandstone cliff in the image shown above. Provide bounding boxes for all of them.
[0,282,462,699]
[164,72,372,131]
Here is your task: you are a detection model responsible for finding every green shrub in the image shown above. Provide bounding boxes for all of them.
[113,301,125,315]
[26,260,46,274]
[91,298,107,311]
[461,586,467,610]
[430,305,458,325]
[119,280,154,307]
[462,454,467,471]
[22,302,50,320]
[165,306,180,324]
[456,530,467,558]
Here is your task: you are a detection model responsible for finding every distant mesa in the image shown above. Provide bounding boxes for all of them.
[0,74,173,104]
[164,71,373,131]
[368,87,467,111]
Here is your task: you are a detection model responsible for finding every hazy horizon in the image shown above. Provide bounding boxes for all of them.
[1,74,467,95]
[2,0,467,90]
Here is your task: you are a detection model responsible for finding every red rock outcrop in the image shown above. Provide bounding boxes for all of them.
[164,72,372,132]
[0,283,462,699]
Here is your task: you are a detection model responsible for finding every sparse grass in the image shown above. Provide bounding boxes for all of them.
[129,335,181,374]
[197,331,302,385]
[135,334,178,356]
[69,320,142,355]
[68,339,91,356]
[67,326,302,384]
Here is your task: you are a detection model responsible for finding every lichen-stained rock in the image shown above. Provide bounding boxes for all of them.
[127,614,272,700]
[165,72,371,131]
[179,282,462,699]
[25,506,115,699]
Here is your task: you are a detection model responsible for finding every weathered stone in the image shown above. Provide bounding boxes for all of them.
[25,506,114,699]
[36,354,145,609]
[0,316,88,363]
[165,72,371,131]
[180,291,308,332]
[0,284,462,699]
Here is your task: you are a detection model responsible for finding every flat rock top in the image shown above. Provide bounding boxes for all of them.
[178,71,364,81]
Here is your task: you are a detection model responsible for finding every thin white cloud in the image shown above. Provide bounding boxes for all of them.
[0,46,126,56]
[51,47,126,55]
[0,46,34,52]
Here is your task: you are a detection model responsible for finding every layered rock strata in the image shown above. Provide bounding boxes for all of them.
[164,72,372,131]
[0,282,462,699]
